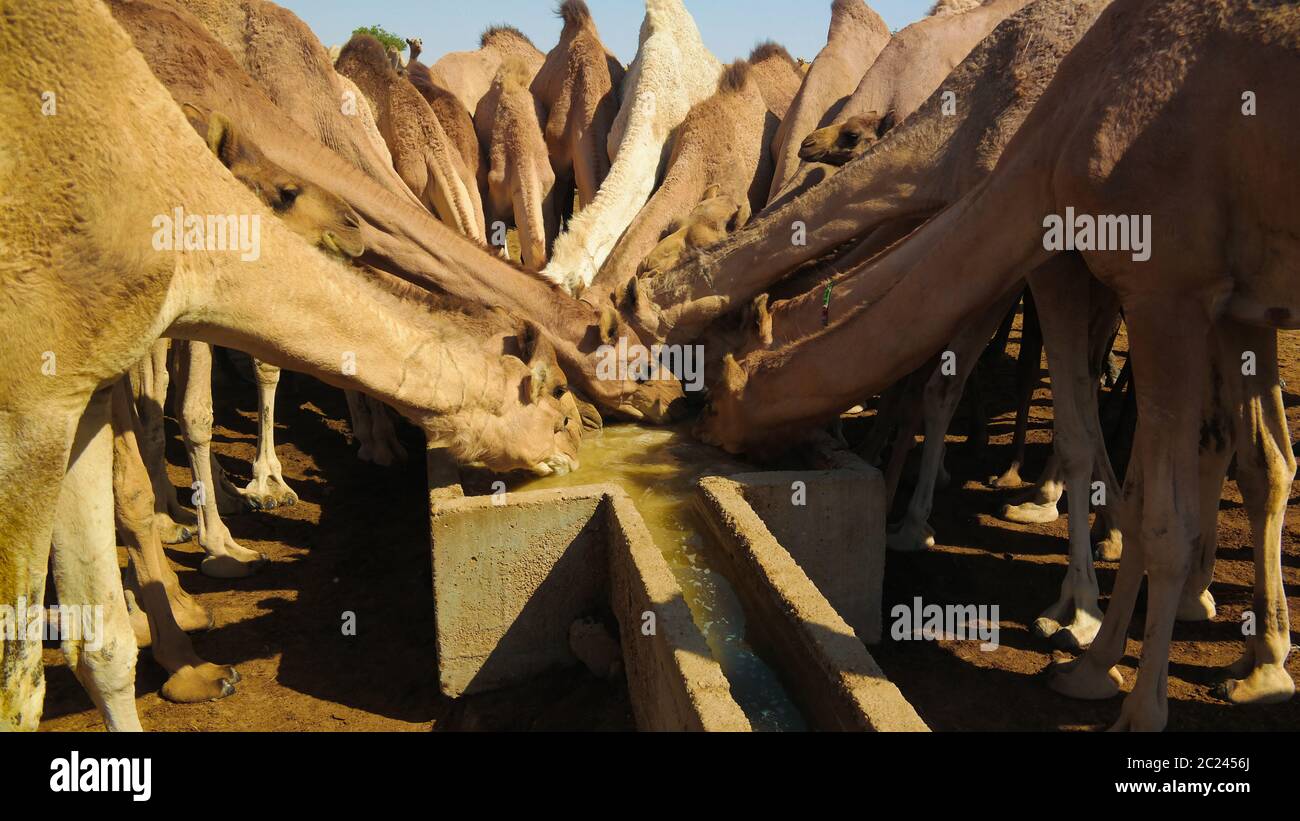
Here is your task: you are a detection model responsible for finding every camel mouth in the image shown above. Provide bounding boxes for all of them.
[534,453,578,476]
[322,231,365,259]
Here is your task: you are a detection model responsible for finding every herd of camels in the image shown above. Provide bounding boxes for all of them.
[1,0,1296,733]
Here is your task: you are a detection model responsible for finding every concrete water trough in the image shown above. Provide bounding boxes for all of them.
[426,445,927,732]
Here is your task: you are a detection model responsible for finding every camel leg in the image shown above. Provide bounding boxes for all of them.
[344,388,377,462]
[0,406,78,730]
[110,382,237,703]
[132,339,195,544]
[1048,456,1143,700]
[857,380,906,466]
[991,292,1041,488]
[240,359,298,510]
[1107,299,1206,732]
[366,397,409,465]
[48,389,143,731]
[174,340,267,578]
[888,293,1019,552]
[1025,259,1109,649]
[1213,323,1296,704]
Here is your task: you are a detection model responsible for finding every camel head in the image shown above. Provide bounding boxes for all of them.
[588,301,689,423]
[693,353,750,454]
[637,186,751,278]
[183,104,365,259]
[441,322,581,476]
[406,37,422,63]
[798,111,896,166]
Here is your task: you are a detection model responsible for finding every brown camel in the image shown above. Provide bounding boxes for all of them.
[531,0,624,217]
[772,0,1031,206]
[624,0,1101,348]
[114,0,682,423]
[476,57,558,269]
[337,33,487,241]
[406,37,483,183]
[697,0,1298,730]
[637,185,752,281]
[766,0,891,205]
[586,53,799,303]
[430,24,545,116]
[0,0,586,730]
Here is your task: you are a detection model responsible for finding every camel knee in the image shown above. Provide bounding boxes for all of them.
[253,359,281,388]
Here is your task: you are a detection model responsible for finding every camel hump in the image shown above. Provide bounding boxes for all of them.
[557,0,593,31]
[718,59,752,94]
[495,55,534,89]
[480,24,534,49]
[339,33,391,71]
[750,41,796,69]
[929,0,985,16]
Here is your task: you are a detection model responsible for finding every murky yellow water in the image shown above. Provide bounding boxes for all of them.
[516,425,806,732]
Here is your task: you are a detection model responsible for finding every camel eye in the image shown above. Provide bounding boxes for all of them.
[840,131,861,146]
[276,185,299,210]
[552,385,568,399]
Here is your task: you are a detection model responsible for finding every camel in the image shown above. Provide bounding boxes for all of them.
[430,24,545,116]
[337,33,487,241]
[476,57,558,269]
[531,0,625,219]
[113,0,684,424]
[637,186,752,281]
[586,51,800,303]
[765,0,891,205]
[0,0,592,731]
[406,37,484,184]
[541,0,722,294]
[770,0,1032,206]
[697,0,1299,730]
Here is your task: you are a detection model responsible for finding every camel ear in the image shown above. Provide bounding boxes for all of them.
[729,200,752,232]
[721,353,748,392]
[749,293,773,345]
[702,183,723,201]
[524,361,550,405]
[619,276,643,313]
[598,305,620,346]
[877,109,897,138]
[203,111,240,168]
[518,322,555,366]
[573,394,604,432]
[181,102,210,137]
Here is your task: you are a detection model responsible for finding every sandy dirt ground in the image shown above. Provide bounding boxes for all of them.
[38,323,1299,732]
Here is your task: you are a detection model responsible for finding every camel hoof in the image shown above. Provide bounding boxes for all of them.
[1176,588,1216,622]
[200,553,267,579]
[160,663,240,703]
[886,520,936,553]
[1211,665,1295,705]
[1093,535,1123,562]
[988,466,1025,489]
[1032,616,1060,640]
[999,500,1059,525]
[1048,655,1123,700]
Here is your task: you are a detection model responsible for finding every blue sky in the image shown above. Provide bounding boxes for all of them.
[278,1,934,64]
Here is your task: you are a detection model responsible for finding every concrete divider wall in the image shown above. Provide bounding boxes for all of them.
[604,492,752,732]
[429,475,749,730]
[696,478,929,732]
[728,469,885,643]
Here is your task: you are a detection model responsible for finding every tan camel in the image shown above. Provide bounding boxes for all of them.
[771,0,1031,206]
[0,0,584,730]
[542,0,722,293]
[406,37,483,183]
[637,186,752,281]
[115,0,683,424]
[697,0,1299,730]
[531,0,625,217]
[431,24,545,116]
[587,52,799,303]
[337,33,487,241]
[766,0,891,205]
[476,57,558,269]
[164,0,420,470]
[624,0,1103,347]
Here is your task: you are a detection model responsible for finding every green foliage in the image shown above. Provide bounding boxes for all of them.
[352,25,405,53]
